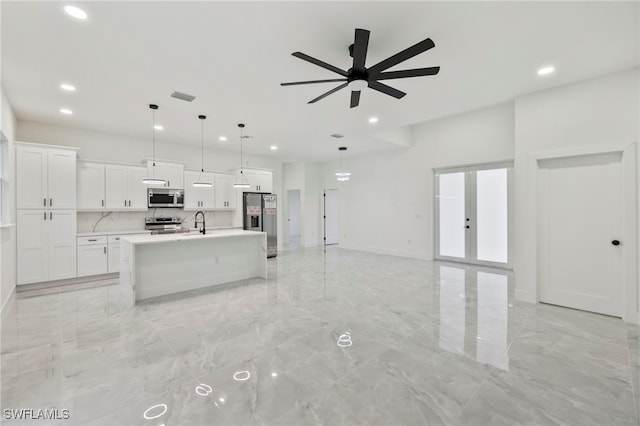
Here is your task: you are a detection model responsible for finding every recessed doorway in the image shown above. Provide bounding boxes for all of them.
[286,189,301,248]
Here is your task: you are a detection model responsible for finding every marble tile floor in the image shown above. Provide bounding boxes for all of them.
[1,246,639,425]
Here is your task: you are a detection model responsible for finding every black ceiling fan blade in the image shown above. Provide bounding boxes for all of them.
[368,81,406,99]
[308,82,349,104]
[368,38,436,75]
[376,66,440,80]
[350,91,361,108]
[352,28,370,72]
[292,52,348,77]
[281,78,347,86]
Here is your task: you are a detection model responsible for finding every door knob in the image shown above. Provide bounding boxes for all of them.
[612,240,621,246]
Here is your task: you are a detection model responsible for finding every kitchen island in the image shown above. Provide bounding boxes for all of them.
[119,229,267,306]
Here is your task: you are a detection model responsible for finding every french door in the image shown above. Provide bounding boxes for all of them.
[435,162,512,268]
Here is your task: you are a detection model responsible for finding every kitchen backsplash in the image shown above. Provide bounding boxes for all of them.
[77,210,234,233]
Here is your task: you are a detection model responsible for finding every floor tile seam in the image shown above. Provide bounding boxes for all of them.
[138,308,239,426]
[450,365,495,423]
[623,336,640,425]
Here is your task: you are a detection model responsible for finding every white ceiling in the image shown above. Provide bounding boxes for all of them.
[2,1,638,162]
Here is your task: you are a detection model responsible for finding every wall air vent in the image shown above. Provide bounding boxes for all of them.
[330,133,344,139]
[171,91,196,102]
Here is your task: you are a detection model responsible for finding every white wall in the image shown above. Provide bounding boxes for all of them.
[514,68,640,306]
[317,102,515,259]
[16,120,284,246]
[1,85,17,314]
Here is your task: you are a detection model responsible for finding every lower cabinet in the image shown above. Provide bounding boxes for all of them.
[17,209,77,285]
[77,234,139,276]
[77,236,108,276]
[107,236,121,273]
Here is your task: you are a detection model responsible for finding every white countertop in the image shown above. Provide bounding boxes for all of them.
[77,230,152,237]
[78,226,240,237]
[121,229,265,246]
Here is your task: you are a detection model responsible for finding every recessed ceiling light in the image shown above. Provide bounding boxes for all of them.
[154,125,163,130]
[368,117,379,124]
[537,66,555,76]
[64,5,87,20]
[270,145,278,150]
[60,108,73,115]
[60,83,76,92]
[219,136,227,142]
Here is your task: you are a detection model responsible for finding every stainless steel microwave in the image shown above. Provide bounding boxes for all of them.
[148,188,184,208]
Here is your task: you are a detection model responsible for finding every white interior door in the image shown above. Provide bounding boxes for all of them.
[324,189,339,245]
[538,153,624,317]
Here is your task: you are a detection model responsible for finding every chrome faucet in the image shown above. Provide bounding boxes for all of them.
[194,211,206,234]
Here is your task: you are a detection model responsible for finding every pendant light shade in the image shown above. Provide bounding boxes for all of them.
[233,123,251,189]
[335,146,351,181]
[193,114,213,188]
[142,104,167,185]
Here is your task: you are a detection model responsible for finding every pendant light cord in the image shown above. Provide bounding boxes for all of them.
[240,126,244,173]
[152,108,156,168]
[201,118,204,172]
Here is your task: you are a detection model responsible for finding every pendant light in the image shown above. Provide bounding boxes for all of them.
[335,146,351,181]
[142,104,167,185]
[233,123,251,189]
[192,115,213,187]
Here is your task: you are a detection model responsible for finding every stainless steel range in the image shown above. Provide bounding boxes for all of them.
[145,217,189,234]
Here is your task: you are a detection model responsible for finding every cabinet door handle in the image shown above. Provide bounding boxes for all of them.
[128,200,131,207]
[104,247,106,254]
[43,198,46,207]
[88,239,97,241]
[50,198,52,206]
[101,200,104,207]
[50,212,52,220]
[124,200,127,207]
[44,212,46,220]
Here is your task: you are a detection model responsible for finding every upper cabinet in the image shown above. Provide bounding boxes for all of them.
[214,174,236,209]
[184,171,216,210]
[105,165,148,210]
[17,144,77,209]
[77,162,106,210]
[146,161,184,189]
[239,169,272,193]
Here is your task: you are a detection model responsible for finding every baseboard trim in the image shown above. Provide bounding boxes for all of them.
[16,273,119,293]
[515,289,536,303]
[0,285,16,319]
[339,244,432,261]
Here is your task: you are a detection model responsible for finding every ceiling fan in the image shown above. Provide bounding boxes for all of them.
[281,28,440,108]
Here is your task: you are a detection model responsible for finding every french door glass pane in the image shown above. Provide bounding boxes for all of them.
[476,168,508,263]
[439,172,465,258]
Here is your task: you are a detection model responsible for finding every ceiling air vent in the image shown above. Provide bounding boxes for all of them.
[171,91,196,102]
[330,133,344,139]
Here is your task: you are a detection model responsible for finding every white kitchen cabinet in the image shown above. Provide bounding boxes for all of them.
[16,210,48,284]
[214,174,236,209]
[236,169,272,193]
[146,161,184,189]
[105,165,147,210]
[107,236,121,273]
[77,236,108,277]
[17,144,77,209]
[77,162,106,210]
[17,209,77,285]
[184,171,215,210]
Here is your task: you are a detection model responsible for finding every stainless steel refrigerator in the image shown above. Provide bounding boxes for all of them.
[243,193,277,258]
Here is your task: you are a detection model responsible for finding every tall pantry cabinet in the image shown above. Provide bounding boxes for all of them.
[16,143,78,285]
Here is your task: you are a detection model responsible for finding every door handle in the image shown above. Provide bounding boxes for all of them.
[464,225,470,229]
[104,247,106,254]
[102,200,104,207]
[124,200,127,207]
[43,198,46,207]
[612,240,621,246]
[44,212,46,220]
[50,198,52,206]
[50,212,52,220]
